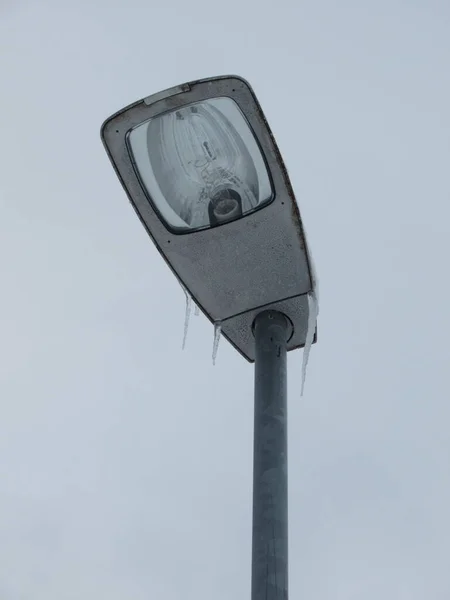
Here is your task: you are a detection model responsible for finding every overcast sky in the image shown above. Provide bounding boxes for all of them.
[1,0,450,598]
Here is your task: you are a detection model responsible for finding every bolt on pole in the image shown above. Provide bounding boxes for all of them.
[252,310,289,600]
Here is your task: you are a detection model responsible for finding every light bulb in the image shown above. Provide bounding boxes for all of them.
[128,97,273,231]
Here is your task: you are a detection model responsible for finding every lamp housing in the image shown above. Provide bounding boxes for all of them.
[101,75,315,361]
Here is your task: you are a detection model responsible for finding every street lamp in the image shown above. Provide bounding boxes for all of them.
[101,75,318,600]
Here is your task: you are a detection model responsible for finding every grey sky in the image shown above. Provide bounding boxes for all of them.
[1,0,450,598]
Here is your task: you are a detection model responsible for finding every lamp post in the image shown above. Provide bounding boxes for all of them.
[252,310,289,600]
[101,75,317,599]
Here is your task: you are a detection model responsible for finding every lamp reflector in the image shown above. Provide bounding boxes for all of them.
[127,97,273,232]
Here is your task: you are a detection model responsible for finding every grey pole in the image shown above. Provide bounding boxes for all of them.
[252,310,289,600]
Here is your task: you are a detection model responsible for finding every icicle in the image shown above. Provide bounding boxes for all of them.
[212,322,222,365]
[304,228,320,312]
[194,304,200,316]
[182,288,192,350]
[308,252,320,311]
[300,291,318,396]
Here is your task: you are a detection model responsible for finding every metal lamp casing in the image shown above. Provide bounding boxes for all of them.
[101,75,314,362]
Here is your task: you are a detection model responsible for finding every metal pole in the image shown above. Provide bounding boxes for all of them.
[252,310,289,600]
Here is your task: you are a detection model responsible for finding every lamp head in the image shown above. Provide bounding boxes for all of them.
[101,75,316,361]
